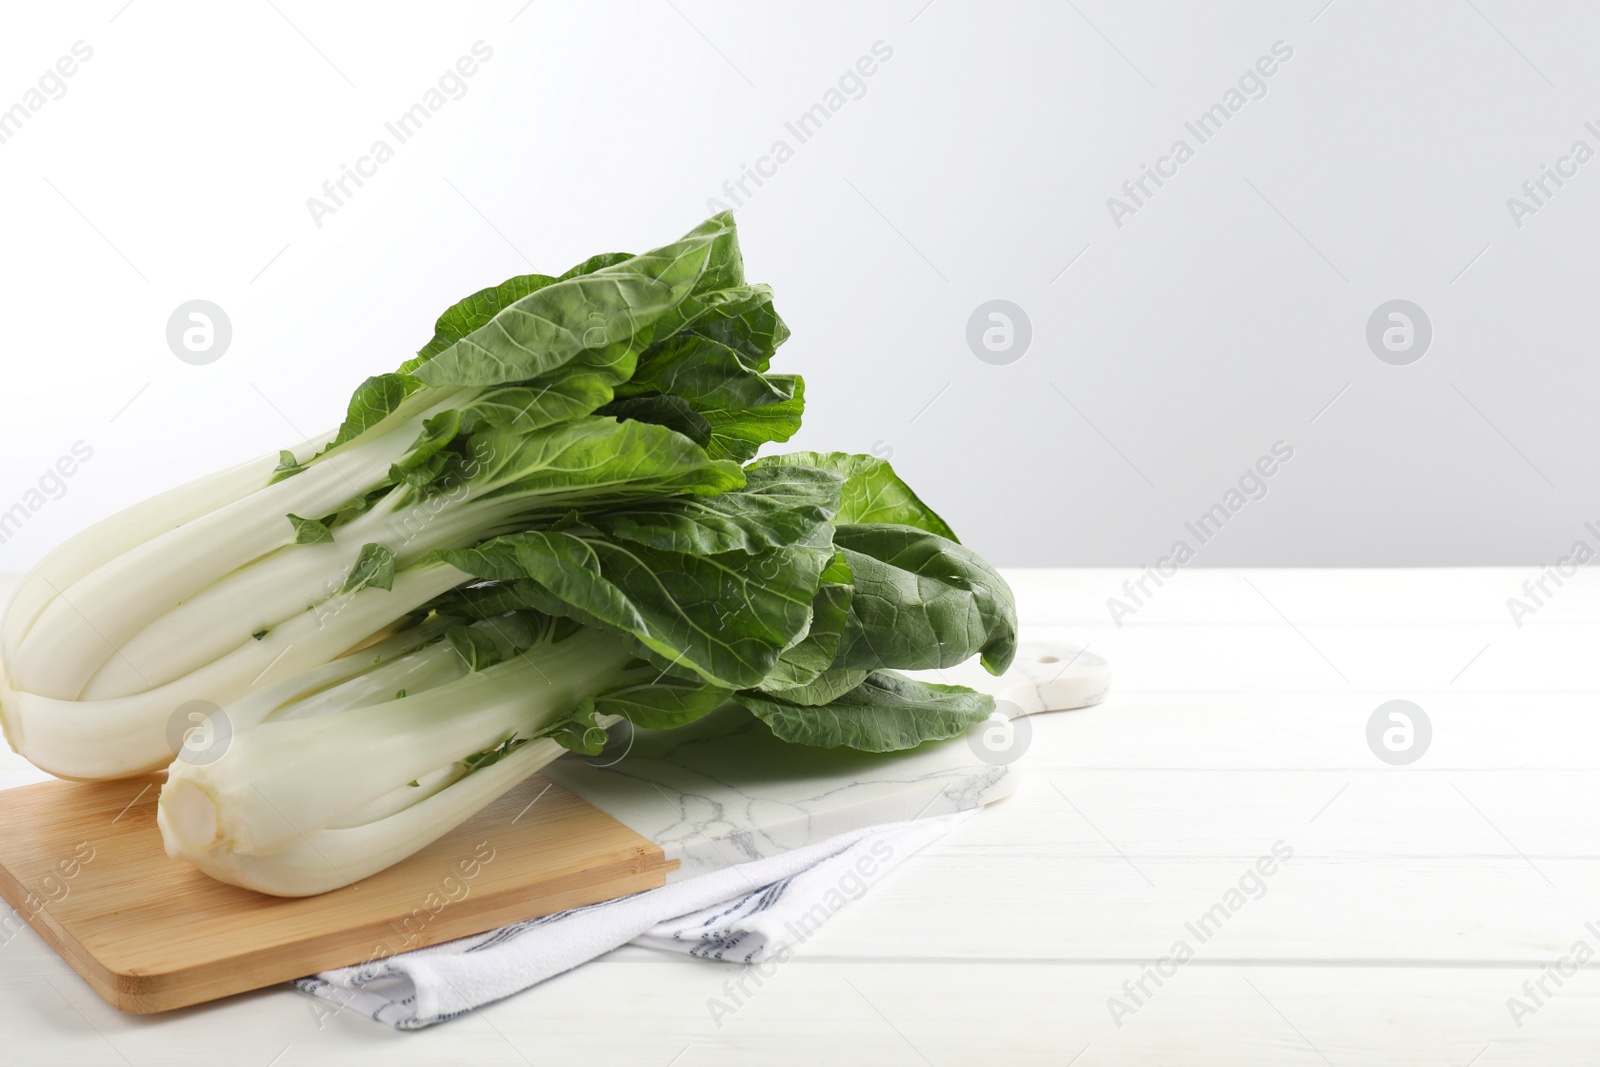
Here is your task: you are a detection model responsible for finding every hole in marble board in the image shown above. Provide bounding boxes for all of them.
[1036,654,1059,663]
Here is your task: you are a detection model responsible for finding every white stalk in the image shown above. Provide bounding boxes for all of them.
[326,761,467,827]
[158,736,569,897]
[10,425,424,700]
[166,628,632,854]
[216,617,456,735]
[81,492,530,700]
[0,562,469,779]
[0,449,290,665]
[7,389,466,702]
[263,638,467,725]
[159,627,639,896]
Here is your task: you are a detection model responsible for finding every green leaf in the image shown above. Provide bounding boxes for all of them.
[406,252,638,374]
[268,449,306,485]
[736,671,995,752]
[629,229,748,342]
[459,417,744,510]
[317,373,425,457]
[758,667,871,707]
[340,543,396,595]
[680,285,789,371]
[593,678,731,729]
[750,452,958,540]
[601,394,712,447]
[338,486,390,514]
[700,375,803,464]
[456,355,631,434]
[388,409,463,492]
[425,580,546,620]
[557,252,635,280]
[422,591,587,655]
[402,409,462,467]
[287,513,334,544]
[611,333,803,462]
[438,526,834,690]
[390,451,451,489]
[549,699,612,755]
[759,552,854,693]
[436,467,845,688]
[461,734,527,771]
[251,628,269,641]
[413,214,743,387]
[407,275,559,374]
[589,464,841,556]
[446,625,505,671]
[830,523,1017,675]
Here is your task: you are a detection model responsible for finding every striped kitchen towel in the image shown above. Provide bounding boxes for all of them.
[295,809,972,1029]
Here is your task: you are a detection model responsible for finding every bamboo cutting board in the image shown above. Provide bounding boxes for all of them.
[0,772,674,1014]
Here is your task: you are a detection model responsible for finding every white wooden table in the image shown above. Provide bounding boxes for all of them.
[4,568,1598,1065]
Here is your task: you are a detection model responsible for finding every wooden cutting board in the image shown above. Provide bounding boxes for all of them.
[0,772,673,1014]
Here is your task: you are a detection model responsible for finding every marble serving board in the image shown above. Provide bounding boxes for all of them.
[545,641,1111,879]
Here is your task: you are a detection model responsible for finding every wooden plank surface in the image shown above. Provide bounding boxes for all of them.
[3,567,1600,1063]
[0,772,675,1014]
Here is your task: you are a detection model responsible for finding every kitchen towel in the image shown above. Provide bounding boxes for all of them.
[295,809,973,1030]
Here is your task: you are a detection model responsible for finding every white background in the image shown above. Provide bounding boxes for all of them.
[0,0,1594,569]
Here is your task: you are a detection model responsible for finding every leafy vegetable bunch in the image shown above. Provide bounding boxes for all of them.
[0,214,1016,895]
